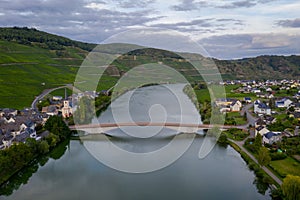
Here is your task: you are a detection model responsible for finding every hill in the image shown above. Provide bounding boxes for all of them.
[0,27,299,109]
[0,27,116,109]
[0,27,96,51]
[215,56,300,80]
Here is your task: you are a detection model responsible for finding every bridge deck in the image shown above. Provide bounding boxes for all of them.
[69,122,246,132]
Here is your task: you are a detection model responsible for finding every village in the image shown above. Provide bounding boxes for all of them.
[0,89,100,150]
[215,79,300,145]
[1,80,300,150]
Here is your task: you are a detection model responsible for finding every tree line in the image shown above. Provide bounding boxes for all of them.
[0,115,71,185]
[0,27,96,51]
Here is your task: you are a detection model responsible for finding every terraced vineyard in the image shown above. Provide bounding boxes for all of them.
[0,27,300,109]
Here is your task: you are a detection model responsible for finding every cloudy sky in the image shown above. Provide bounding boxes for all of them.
[0,0,300,59]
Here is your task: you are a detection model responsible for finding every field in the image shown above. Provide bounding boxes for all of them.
[269,157,300,178]
[226,112,247,125]
[224,128,249,141]
[0,41,85,109]
[194,88,210,103]
[49,88,73,98]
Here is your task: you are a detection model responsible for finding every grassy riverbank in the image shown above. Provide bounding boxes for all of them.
[229,141,279,189]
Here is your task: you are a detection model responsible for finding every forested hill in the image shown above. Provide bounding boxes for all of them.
[0,27,96,51]
[214,55,300,80]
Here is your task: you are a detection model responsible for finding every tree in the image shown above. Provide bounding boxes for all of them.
[269,98,275,109]
[253,134,262,153]
[38,141,50,154]
[45,133,60,147]
[217,133,228,146]
[243,112,247,121]
[44,115,71,140]
[25,138,38,153]
[257,147,271,166]
[282,175,300,200]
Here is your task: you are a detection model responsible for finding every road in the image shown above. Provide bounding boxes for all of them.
[240,103,257,137]
[233,103,282,185]
[31,84,78,111]
[240,103,257,126]
[230,138,282,186]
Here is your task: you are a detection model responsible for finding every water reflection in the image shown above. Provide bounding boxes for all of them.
[0,139,70,196]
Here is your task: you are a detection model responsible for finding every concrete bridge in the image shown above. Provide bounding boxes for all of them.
[69,122,247,134]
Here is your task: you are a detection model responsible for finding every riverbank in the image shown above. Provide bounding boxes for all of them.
[0,138,70,196]
[228,140,281,188]
[0,116,71,186]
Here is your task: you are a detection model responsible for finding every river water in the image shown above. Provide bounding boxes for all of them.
[0,84,271,200]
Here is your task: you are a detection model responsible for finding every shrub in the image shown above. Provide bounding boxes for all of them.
[270,152,287,161]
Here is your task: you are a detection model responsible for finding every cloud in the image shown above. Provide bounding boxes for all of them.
[0,0,298,59]
[217,0,279,9]
[85,2,108,11]
[0,0,161,43]
[116,0,156,9]
[171,0,279,10]
[148,18,244,34]
[217,0,257,9]
[199,33,300,59]
[276,18,300,28]
[171,0,208,11]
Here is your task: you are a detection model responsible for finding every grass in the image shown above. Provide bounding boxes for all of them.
[50,88,73,98]
[269,157,300,178]
[228,141,278,187]
[0,40,118,110]
[194,88,210,103]
[0,41,85,109]
[274,113,288,120]
[226,112,241,117]
[274,89,298,97]
[224,85,257,100]
[225,128,249,141]
[225,112,247,125]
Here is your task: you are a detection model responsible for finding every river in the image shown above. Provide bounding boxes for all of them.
[0,84,271,200]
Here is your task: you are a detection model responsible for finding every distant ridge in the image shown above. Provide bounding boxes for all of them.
[0,27,299,81]
[0,27,96,51]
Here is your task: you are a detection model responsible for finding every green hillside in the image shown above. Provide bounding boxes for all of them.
[215,56,300,80]
[0,40,84,109]
[0,27,96,51]
[0,27,299,109]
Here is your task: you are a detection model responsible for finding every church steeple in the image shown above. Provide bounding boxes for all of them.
[65,87,67,100]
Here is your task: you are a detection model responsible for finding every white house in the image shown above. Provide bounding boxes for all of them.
[263,132,282,144]
[266,93,274,99]
[52,96,63,101]
[254,100,271,115]
[255,126,270,136]
[266,88,272,92]
[244,97,252,103]
[230,100,242,112]
[275,98,293,108]
[220,107,231,113]
[4,117,15,124]
[2,139,12,149]
[252,88,261,93]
